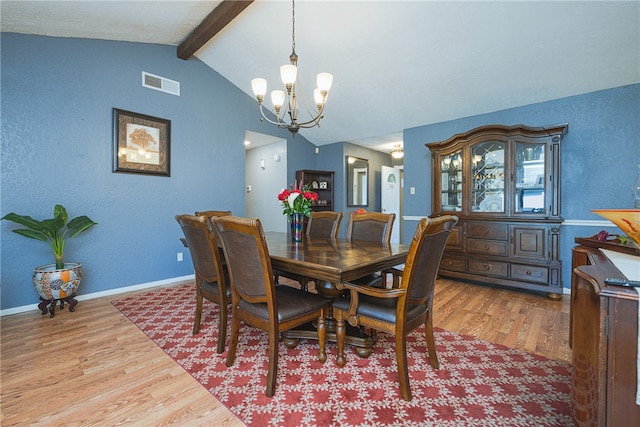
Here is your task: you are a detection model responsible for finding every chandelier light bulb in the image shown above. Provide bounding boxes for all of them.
[280,64,297,86]
[313,88,324,107]
[251,78,267,99]
[317,73,333,92]
[271,90,285,109]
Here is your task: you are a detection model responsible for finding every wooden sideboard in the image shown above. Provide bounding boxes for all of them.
[571,238,640,426]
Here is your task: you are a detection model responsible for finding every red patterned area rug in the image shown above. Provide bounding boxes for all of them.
[113,284,572,426]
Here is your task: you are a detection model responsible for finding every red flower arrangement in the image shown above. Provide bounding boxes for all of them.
[277,182,318,217]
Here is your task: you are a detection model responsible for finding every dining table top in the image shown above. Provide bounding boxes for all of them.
[264,231,410,285]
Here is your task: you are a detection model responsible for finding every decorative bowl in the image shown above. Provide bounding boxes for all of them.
[591,209,640,249]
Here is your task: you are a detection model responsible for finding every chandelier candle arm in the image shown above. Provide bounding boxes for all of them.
[251,0,333,135]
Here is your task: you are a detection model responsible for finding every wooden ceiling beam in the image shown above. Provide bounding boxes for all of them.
[177,0,254,60]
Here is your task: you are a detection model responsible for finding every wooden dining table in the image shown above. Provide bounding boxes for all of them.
[265,231,410,357]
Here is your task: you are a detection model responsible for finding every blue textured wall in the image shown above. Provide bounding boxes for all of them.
[0,34,298,310]
[402,83,640,290]
[2,33,638,310]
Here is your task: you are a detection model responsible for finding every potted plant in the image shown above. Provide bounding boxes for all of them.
[277,181,318,242]
[2,204,97,317]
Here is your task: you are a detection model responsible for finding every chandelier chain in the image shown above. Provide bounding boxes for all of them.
[291,0,296,55]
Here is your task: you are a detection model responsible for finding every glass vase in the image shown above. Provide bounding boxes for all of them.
[291,213,304,242]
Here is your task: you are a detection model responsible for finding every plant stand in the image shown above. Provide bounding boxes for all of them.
[38,294,78,318]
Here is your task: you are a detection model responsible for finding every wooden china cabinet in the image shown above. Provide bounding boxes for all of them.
[426,123,568,299]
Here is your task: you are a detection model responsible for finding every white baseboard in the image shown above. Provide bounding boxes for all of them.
[0,274,195,317]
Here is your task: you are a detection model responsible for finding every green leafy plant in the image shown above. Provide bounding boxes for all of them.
[2,204,97,269]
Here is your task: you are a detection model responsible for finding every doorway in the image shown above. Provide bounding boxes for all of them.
[245,131,287,232]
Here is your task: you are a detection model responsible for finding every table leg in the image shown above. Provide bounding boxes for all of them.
[282,280,374,357]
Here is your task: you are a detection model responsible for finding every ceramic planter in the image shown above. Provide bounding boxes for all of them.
[33,262,82,317]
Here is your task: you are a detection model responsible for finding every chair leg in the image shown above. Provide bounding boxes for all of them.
[424,313,439,369]
[225,309,240,367]
[396,333,412,401]
[193,288,203,335]
[216,302,227,354]
[336,312,346,367]
[266,325,279,397]
[317,310,327,363]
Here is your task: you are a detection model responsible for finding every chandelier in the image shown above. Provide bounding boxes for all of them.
[390,145,404,159]
[251,0,333,135]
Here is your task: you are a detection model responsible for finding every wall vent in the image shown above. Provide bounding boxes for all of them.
[142,72,180,96]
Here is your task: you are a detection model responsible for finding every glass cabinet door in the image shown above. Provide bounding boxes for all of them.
[471,141,505,213]
[440,149,463,211]
[514,141,546,214]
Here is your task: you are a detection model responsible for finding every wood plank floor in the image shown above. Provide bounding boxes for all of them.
[1,278,570,426]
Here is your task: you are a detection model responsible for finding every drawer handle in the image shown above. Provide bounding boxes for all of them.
[443,260,452,265]
[484,245,490,250]
[483,264,492,271]
[526,270,532,276]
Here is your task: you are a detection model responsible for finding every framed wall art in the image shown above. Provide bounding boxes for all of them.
[112,108,171,176]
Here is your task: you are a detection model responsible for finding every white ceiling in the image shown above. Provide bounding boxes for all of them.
[2,1,639,153]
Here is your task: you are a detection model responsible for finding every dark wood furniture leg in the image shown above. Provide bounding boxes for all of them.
[282,279,374,358]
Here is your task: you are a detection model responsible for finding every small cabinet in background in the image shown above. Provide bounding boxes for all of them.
[296,169,334,213]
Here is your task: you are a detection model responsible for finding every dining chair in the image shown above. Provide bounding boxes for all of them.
[347,211,395,244]
[175,214,230,353]
[334,215,458,401]
[347,211,396,287]
[276,211,343,291]
[211,215,331,397]
[306,211,343,238]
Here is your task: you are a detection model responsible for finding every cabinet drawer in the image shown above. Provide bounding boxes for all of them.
[511,264,549,284]
[468,259,509,277]
[440,255,466,272]
[468,239,508,256]
[468,222,508,240]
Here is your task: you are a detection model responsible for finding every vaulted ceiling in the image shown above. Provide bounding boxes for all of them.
[2,1,639,153]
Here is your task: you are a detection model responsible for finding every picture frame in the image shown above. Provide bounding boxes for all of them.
[112,108,171,176]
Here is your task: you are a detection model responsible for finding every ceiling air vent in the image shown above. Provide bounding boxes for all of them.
[142,71,180,96]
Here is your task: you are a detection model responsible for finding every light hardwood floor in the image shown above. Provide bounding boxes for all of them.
[1,278,570,426]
